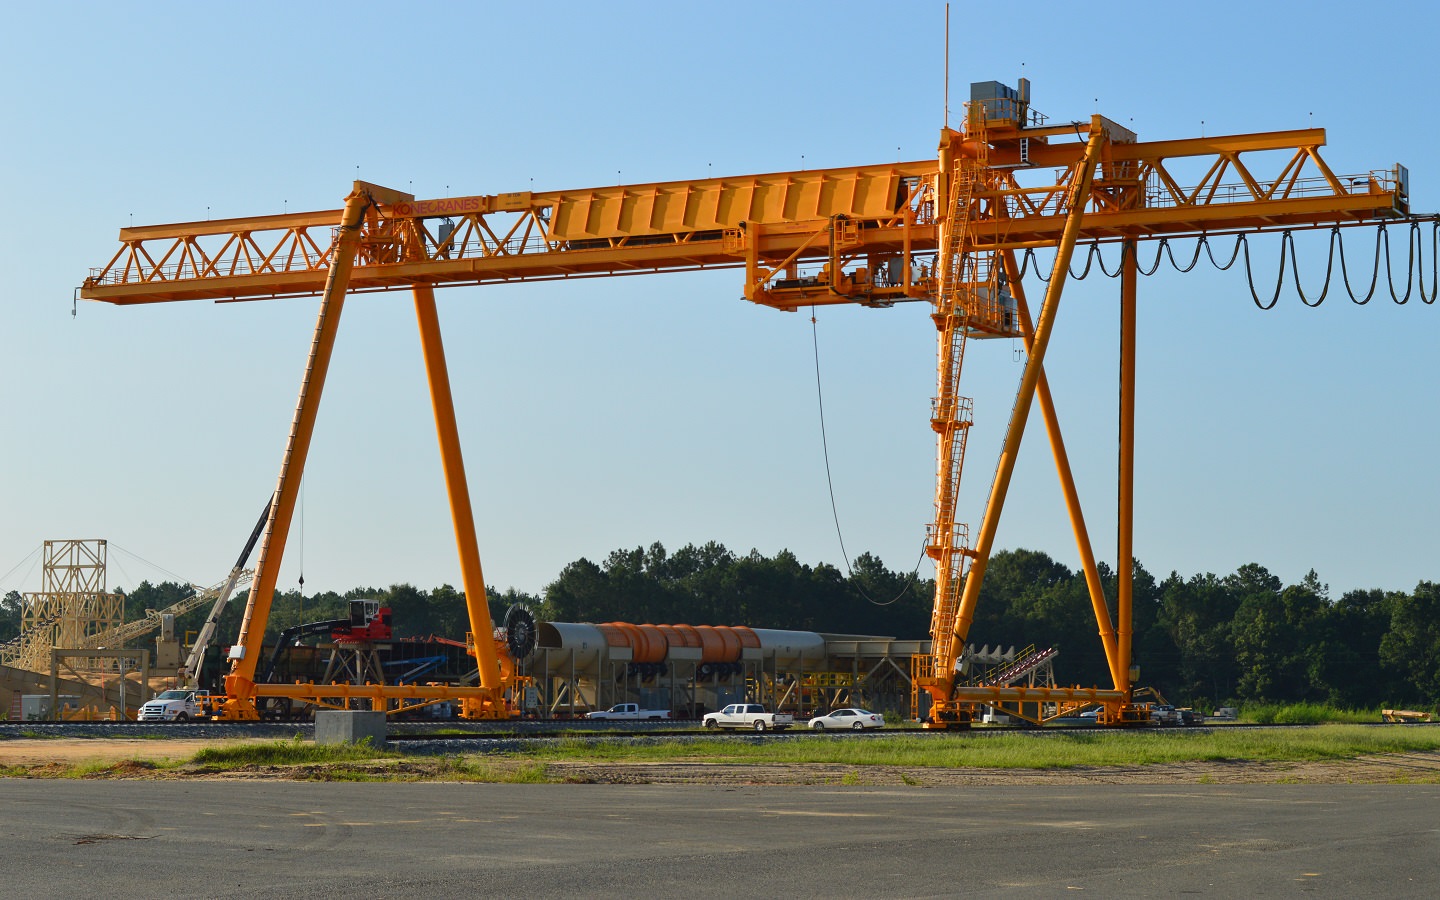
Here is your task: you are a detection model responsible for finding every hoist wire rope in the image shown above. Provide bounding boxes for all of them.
[298,475,305,594]
[108,543,193,586]
[110,555,137,592]
[809,307,926,607]
[1009,218,1439,309]
[0,544,45,594]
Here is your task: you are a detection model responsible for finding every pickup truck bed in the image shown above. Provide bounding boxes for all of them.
[702,703,793,731]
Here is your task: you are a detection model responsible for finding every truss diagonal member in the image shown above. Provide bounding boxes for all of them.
[1000,250,1121,688]
[942,121,1108,674]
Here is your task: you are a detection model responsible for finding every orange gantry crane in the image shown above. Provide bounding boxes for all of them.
[81,79,1412,723]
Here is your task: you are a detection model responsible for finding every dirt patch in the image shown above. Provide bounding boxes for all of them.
[4,738,1439,784]
[0,737,261,767]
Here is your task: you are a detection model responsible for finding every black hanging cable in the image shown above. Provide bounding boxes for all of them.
[809,307,926,606]
[298,476,305,625]
[1161,236,1203,275]
[1205,233,1246,271]
[1006,217,1439,309]
[1241,231,1286,310]
[1288,229,1340,308]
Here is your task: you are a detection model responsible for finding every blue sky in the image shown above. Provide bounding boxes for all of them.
[2,1,1436,606]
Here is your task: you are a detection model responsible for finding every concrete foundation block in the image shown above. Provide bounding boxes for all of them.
[314,710,387,747]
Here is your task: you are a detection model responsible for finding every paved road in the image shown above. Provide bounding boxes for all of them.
[0,780,1436,897]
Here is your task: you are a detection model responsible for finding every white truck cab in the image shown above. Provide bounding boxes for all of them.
[138,689,212,722]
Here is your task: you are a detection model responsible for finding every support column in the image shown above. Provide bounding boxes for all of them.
[1001,251,1121,689]
[1118,239,1138,696]
[223,183,382,716]
[412,285,504,705]
[943,123,1106,672]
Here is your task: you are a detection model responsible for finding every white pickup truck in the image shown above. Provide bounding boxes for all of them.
[137,689,214,722]
[585,703,671,721]
[702,703,794,731]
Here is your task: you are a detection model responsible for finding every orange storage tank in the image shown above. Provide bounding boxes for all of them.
[588,622,766,664]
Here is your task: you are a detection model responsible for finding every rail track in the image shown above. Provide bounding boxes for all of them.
[1,718,1430,747]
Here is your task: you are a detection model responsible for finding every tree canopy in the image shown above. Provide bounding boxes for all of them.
[5,542,1433,710]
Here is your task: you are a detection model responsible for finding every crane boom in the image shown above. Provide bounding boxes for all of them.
[179,499,271,687]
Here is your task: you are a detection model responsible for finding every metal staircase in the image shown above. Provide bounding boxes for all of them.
[978,645,1059,687]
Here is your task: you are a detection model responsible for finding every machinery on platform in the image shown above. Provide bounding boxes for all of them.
[79,77,1425,724]
[244,602,538,721]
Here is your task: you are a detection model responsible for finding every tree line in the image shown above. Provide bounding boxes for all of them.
[3,542,1436,710]
[542,543,1440,710]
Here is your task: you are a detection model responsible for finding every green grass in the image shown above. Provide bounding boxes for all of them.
[434,758,553,783]
[8,723,1437,783]
[1,758,170,780]
[64,759,163,778]
[1238,703,1379,725]
[189,737,401,770]
[0,736,559,783]
[504,725,1440,770]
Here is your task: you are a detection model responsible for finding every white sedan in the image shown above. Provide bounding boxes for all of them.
[808,708,884,730]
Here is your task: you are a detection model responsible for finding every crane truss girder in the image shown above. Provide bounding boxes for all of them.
[82,224,930,306]
[81,132,1403,310]
[83,163,934,305]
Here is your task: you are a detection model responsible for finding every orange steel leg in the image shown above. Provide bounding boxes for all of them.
[1001,251,1121,689]
[412,285,503,706]
[1118,239,1138,697]
[222,183,376,717]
